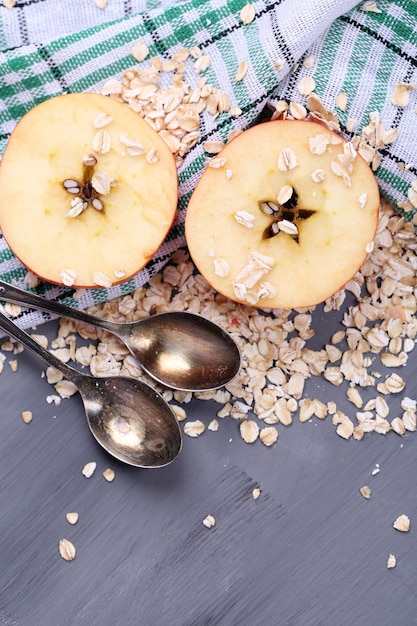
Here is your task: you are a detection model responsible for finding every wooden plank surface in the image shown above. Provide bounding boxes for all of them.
[0,318,416,626]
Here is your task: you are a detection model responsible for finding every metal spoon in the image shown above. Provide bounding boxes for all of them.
[0,280,241,392]
[0,309,182,468]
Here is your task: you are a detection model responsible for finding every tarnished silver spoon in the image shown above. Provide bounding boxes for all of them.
[0,280,241,391]
[0,309,182,468]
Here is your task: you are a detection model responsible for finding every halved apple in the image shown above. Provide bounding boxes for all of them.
[0,92,178,288]
[185,119,380,309]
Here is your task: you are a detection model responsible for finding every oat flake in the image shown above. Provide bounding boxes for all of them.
[393,514,410,532]
[298,76,316,96]
[240,420,259,443]
[59,538,76,561]
[82,461,97,478]
[183,420,205,437]
[21,411,33,424]
[240,3,255,24]
[66,512,79,525]
[93,271,113,288]
[103,468,115,482]
[203,514,216,528]
[132,41,149,62]
[277,147,298,171]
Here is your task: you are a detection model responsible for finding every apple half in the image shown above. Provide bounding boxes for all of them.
[0,93,178,288]
[185,119,380,309]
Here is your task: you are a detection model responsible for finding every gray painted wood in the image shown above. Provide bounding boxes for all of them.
[1,318,416,626]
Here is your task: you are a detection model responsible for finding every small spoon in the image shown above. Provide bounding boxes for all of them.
[0,280,241,392]
[0,309,182,468]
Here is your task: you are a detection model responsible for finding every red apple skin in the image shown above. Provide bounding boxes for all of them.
[0,93,179,288]
[185,119,380,309]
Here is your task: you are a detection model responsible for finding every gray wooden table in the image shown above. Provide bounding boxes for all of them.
[1,317,416,626]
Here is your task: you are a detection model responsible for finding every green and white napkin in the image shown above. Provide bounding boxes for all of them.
[0,0,416,329]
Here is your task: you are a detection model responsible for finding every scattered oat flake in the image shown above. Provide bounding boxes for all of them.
[55,380,78,398]
[93,112,113,129]
[146,148,159,163]
[240,3,255,25]
[289,102,307,120]
[359,485,371,499]
[298,76,316,96]
[252,487,261,500]
[183,420,205,437]
[387,553,396,569]
[278,219,298,236]
[336,417,354,439]
[194,55,211,73]
[46,395,61,406]
[361,1,382,12]
[82,461,97,478]
[346,118,358,132]
[393,514,410,532]
[336,92,348,111]
[92,129,111,154]
[234,210,255,228]
[9,360,18,372]
[208,157,228,169]
[311,168,326,183]
[235,61,248,82]
[391,82,415,107]
[230,106,243,118]
[208,419,219,431]
[103,468,115,482]
[132,41,149,62]
[5,302,21,317]
[358,192,368,208]
[202,514,216,528]
[240,420,260,443]
[3,0,16,7]
[277,147,298,171]
[172,405,187,422]
[21,411,33,424]
[66,512,79,525]
[59,538,76,561]
[203,140,225,154]
[277,185,293,205]
[93,271,113,288]
[213,258,230,278]
[260,426,278,446]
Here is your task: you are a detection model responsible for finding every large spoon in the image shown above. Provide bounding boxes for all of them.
[0,280,241,391]
[0,309,182,468]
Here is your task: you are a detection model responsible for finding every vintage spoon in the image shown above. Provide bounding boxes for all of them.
[0,280,241,391]
[0,309,182,468]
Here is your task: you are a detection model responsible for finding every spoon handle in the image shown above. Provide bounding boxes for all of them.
[0,279,115,331]
[0,308,84,385]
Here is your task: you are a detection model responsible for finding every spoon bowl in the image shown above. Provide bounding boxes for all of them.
[0,280,241,391]
[0,310,182,468]
[78,375,182,467]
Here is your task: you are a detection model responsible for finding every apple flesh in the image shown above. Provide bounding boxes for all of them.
[185,119,380,309]
[0,92,178,288]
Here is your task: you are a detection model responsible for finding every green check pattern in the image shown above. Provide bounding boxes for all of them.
[0,0,416,329]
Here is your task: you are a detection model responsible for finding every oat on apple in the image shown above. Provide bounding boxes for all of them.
[185,119,380,309]
[0,93,178,288]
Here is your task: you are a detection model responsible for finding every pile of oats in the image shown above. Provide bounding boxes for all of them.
[101,43,239,171]
[33,196,415,448]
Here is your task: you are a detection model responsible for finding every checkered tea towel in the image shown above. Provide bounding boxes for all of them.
[0,0,416,329]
